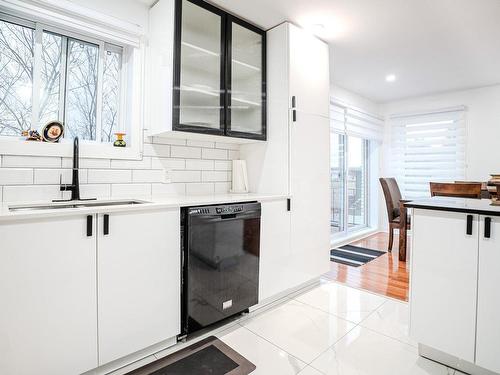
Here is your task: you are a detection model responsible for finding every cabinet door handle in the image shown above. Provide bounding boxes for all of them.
[291,96,296,108]
[292,109,297,122]
[466,215,473,235]
[103,214,109,236]
[87,215,93,237]
[484,217,491,238]
[287,198,291,211]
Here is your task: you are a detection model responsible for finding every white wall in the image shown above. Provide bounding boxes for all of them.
[331,84,381,115]
[381,84,500,181]
[330,84,384,232]
[68,0,149,28]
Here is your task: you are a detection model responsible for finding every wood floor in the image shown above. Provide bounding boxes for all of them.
[324,232,410,302]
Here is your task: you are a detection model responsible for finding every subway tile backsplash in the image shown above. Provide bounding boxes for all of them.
[0,137,237,203]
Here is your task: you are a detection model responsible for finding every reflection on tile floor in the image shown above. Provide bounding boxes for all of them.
[218,279,459,374]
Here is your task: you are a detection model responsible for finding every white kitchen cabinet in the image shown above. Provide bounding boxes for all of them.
[289,111,331,286]
[476,215,500,373]
[410,207,500,374]
[97,209,181,365]
[410,209,479,362]
[148,0,266,143]
[259,199,291,301]
[0,215,98,375]
[288,23,330,117]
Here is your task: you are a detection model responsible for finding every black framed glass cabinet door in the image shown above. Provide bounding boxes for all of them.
[173,0,225,135]
[225,17,266,140]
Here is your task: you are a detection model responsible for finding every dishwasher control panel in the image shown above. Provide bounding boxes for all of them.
[216,206,243,214]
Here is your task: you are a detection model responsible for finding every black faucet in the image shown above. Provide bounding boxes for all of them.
[54,137,95,202]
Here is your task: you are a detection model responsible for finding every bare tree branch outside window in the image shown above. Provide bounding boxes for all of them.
[0,20,34,135]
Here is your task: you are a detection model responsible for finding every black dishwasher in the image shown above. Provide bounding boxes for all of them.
[180,202,261,337]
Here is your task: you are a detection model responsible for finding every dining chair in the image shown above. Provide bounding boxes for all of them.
[430,182,482,198]
[379,178,410,252]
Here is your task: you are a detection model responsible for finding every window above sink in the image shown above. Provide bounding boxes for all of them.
[0,2,145,160]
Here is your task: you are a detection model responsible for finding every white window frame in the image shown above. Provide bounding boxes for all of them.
[0,1,145,160]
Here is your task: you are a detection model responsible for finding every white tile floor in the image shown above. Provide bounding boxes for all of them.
[112,279,460,375]
[215,279,460,375]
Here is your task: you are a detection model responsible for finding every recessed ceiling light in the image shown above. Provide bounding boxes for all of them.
[385,74,396,82]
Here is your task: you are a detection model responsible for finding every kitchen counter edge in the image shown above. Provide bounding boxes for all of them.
[0,194,289,222]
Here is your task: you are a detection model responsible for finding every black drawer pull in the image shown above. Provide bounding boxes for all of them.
[292,109,297,122]
[86,215,93,237]
[466,215,473,235]
[103,214,109,235]
[291,96,296,108]
[485,217,491,238]
[287,198,291,211]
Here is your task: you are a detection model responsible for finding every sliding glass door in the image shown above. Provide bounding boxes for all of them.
[331,133,369,237]
[330,133,345,234]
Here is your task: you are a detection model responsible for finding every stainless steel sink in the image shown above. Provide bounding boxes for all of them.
[8,200,149,212]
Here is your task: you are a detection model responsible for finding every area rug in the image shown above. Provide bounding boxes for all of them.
[126,336,255,375]
[330,244,385,267]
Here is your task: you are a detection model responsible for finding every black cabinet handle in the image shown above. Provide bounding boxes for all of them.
[287,198,291,211]
[86,215,93,237]
[292,109,297,122]
[466,215,473,235]
[291,96,296,108]
[103,214,109,236]
[485,217,491,238]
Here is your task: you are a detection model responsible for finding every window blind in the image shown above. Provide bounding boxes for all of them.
[389,107,467,199]
[330,100,383,141]
[345,108,384,141]
[330,102,346,133]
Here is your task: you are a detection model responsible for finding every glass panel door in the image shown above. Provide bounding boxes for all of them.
[330,133,345,234]
[347,136,368,230]
[227,19,265,139]
[175,0,224,133]
[331,133,369,238]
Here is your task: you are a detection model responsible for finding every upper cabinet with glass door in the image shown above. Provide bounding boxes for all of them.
[171,0,266,141]
[174,0,225,135]
[226,18,266,140]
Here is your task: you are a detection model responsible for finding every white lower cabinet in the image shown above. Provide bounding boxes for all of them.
[0,215,98,375]
[410,209,479,362]
[0,208,181,374]
[97,209,181,364]
[411,209,500,373]
[259,199,291,301]
[476,216,500,373]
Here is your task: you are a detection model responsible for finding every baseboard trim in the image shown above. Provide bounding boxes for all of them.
[419,344,498,375]
[330,228,380,249]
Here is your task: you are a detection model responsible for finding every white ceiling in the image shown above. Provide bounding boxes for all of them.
[143,0,500,103]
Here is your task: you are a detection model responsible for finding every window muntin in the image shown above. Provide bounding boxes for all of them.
[0,16,124,143]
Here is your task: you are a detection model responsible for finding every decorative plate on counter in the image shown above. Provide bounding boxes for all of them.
[42,121,64,143]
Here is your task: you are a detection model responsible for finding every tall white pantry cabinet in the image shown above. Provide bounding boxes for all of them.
[242,22,331,301]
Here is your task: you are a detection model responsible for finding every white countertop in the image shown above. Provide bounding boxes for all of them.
[0,193,288,222]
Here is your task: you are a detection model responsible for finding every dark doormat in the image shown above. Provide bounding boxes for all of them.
[126,336,256,375]
[330,244,385,267]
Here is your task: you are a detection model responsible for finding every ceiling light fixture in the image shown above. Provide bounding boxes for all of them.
[385,74,396,82]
